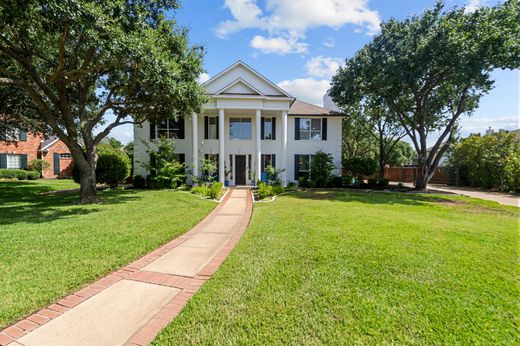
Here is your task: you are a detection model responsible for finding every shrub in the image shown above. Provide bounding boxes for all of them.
[96,150,131,188]
[142,137,186,188]
[367,178,378,186]
[310,150,335,187]
[26,171,40,180]
[208,182,223,199]
[287,181,297,188]
[378,178,390,187]
[257,182,273,199]
[133,175,146,188]
[191,184,210,197]
[28,159,50,175]
[328,176,343,188]
[298,175,310,188]
[272,185,285,195]
[265,165,285,186]
[342,175,355,185]
[0,169,30,180]
[502,155,520,192]
[344,157,378,180]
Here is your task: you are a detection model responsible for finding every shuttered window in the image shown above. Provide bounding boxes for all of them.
[295,118,327,141]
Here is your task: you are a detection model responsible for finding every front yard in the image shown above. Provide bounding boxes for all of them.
[154,190,518,345]
[0,180,216,328]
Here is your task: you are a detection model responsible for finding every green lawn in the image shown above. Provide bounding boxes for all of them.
[154,190,519,345]
[0,179,215,328]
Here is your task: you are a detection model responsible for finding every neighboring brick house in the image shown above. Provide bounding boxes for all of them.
[0,129,73,178]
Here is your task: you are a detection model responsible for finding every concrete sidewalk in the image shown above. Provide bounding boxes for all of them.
[1,189,252,346]
[427,184,519,207]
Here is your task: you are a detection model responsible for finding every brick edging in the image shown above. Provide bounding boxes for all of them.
[0,189,252,346]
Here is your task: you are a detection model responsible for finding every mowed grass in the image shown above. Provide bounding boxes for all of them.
[154,190,519,345]
[0,180,215,328]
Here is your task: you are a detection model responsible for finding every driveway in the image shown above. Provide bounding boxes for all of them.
[427,184,518,207]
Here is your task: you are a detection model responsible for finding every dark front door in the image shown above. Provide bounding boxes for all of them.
[235,155,246,185]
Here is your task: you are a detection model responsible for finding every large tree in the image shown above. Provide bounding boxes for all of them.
[0,0,206,202]
[331,0,519,189]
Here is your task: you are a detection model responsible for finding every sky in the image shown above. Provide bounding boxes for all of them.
[108,0,519,145]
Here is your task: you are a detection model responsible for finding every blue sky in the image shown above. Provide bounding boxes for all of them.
[109,0,519,144]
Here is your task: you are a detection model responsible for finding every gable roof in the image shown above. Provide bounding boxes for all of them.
[203,61,294,98]
[214,77,263,96]
[41,136,59,150]
[288,100,344,117]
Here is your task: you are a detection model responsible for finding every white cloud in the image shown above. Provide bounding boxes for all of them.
[217,0,381,54]
[198,73,210,83]
[323,37,335,48]
[465,0,485,13]
[460,115,519,135]
[250,35,308,54]
[305,56,343,78]
[277,78,331,106]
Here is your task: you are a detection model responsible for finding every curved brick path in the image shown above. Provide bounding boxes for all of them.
[0,188,252,346]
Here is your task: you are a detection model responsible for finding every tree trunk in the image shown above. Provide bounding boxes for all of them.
[415,156,429,190]
[71,145,98,203]
[378,132,385,179]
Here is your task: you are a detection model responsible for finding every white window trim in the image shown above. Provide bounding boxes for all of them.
[229,117,252,140]
[208,116,218,140]
[263,117,273,140]
[156,119,182,139]
[299,118,322,141]
[7,154,21,169]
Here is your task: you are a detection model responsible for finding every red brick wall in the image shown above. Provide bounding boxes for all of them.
[0,132,43,163]
[42,140,73,178]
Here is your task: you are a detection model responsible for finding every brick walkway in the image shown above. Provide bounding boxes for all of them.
[0,189,253,346]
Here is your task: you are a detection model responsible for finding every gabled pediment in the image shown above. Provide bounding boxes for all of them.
[215,78,262,96]
[203,61,293,98]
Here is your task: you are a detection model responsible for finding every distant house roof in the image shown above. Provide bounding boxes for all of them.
[288,100,344,117]
[41,136,59,151]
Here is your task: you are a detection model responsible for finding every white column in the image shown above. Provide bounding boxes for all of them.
[191,112,198,181]
[255,109,262,185]
[219,109,225,183]
[281,110,288,186]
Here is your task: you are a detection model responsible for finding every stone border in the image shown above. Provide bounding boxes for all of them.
[0,189,253,346]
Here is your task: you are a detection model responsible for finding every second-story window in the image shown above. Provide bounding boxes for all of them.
[229,118,252,140]
[299,118,322,140]
[156,119,184,139]
[261,117,276,140]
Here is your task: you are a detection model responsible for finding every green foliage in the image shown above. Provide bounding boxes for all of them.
[378,179,390,187]
[387,141,415,167]
[341,117,378,162]
[310,150,335,188]
[272,185,285,195]
[0,169,30,180]
[344,157,378,179]
[0,0,206,201]
[199,158,218,183]
[143,137,185,189]
[191,182,223,199]
[264,165,285,186]
[342,175,355,186]
[96,150,131,188]
[330,0,519,188]
[257,182,273,200]
[132,175,146,189]
[367,178,378,186]
[448,132,520,192]
[28,159,50,174]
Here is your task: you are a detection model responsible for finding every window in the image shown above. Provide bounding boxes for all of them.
[261,154,276,173]
[230,118,252,140]
[7,154,21,169]
[298,155,311,175]
[156,119,184,139]
[59,153,71,159]
[1,129,20,141]
[208,117,218,139]
[299,118,321,140]
[263,118,273,139]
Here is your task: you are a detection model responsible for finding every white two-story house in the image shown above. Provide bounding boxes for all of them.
[133,61,343,186]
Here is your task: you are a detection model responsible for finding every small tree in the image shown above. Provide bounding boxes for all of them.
[96,150,131,189]
[142,137,185,189]
[310,151,335,188]
[344,157,378,182]
[264,165,285,186]
[199,158,218,183]
[28,159,50,176]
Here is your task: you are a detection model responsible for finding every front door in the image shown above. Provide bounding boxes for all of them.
[235,155,246,185]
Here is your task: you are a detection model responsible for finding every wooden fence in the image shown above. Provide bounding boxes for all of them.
[342,166,452,185]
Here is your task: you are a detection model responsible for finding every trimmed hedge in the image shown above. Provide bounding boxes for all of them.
[0,169,39,180]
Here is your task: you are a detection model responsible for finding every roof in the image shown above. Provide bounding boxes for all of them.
[288,100,344,117]
[41,136,59,150]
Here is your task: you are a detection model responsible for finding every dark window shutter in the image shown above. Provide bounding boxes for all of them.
[149,122,156,140]
[216,117,219,140]
[261,155,265,172]
[178,153,185,164]
[0,154,7,168]
[20,154,28,169]
[150,153,157,176]
[272,117,276,140]
[204,116,209,139]
[53,153,60,175]
[261,117,265,140]
[204,154,208,160]
[294,154,300,180]
[295,118,300,140]
[0,131,5,141]
[178,118,185,139]
[19,130,27,141]
[322,118,327,140]
[272,154,276,168]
